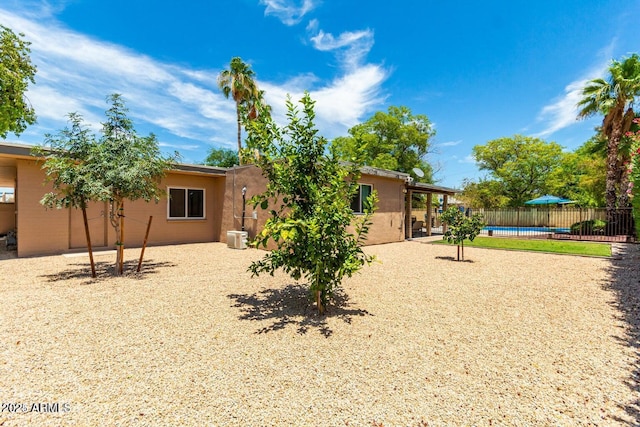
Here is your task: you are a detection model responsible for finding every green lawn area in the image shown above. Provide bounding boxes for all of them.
[432,236,612,257]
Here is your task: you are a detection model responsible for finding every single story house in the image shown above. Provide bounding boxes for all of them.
[0,142,457,257]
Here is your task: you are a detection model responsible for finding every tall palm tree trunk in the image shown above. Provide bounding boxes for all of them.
[605,105,625,212]
[236,100,243,165]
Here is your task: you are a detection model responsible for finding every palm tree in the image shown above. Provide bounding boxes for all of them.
[217,57,261,165]
[578,54,640,211]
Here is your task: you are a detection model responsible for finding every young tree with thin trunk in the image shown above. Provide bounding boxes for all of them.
[34,113,109,277]
[94,94,177,274]
[441,206,485,261]
[247,93,377,314]
[36,95,177,275]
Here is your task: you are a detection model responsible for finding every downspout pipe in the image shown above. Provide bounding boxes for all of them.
[241,186,247,231]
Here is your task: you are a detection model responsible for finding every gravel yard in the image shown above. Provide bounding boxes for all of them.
[0,240,638,426]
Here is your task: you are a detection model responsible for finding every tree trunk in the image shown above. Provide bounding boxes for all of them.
[461,241,465,261]
[110,199,125,275]
[82,206,96,278]
[316,290,324,315]
[457,244,460,261]
[236,101,243,165]
[605,104,625,213]
[118,201,125,275]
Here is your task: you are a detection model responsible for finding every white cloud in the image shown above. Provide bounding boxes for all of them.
[439,140,462,147]
[2,2,387,157]
[260,0,317,26]
[534,41,615,138]
[0,6,237,150]
[534,78,596,138]
[458,154,476,164]
[261,64,387,138]
[307,19,375,69]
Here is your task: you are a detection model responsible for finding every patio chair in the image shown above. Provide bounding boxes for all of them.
[411,220,425,237]
[6,230,16,251]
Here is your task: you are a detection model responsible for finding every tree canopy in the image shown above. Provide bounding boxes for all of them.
[331,106,435,182]
[35,94,178,275]
[471,135,564,206]
[246,93,377,314]
[0,25,37,138]
[441,206,485,261]
[203,147,239,168]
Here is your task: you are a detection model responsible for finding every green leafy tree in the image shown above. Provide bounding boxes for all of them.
[37,95,177,275]
[547,137,606,207]
[203,147,238,167]
[0,25,37,138]
[246,93,378,314]
[95,94,177,274]
[459,178,510,208]
[331,106,435,182]
[472,135,564,206]
[441,206,485,261]
[217,57,262,164]
[627,118,640,236]
[33,113,108,277]
[578,53,640,210]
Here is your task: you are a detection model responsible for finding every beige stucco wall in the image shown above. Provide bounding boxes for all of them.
[356,174,406,245]
[101,172,226,249]
[17,159,69,257]
[220,165,406,247]
[13,158,406,257]
[15,165,225,257]
[0,203,15,235]
[220,165,269,243]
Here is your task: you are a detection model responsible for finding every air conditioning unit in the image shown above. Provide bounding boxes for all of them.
[227,230,248,250]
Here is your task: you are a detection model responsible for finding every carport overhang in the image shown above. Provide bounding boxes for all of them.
[405,181,458,239]
[0,142,33,188]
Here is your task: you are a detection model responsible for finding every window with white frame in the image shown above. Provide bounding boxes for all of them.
[350,184,373,214]
[168,187,205,219]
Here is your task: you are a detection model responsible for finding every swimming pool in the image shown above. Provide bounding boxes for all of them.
[483,226,570,234]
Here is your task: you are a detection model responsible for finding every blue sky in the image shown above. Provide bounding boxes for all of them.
[2,0,640,189]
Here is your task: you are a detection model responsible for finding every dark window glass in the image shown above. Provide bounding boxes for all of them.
[187,189,204,217]
[350,189,361,212]
[169,188,185,218]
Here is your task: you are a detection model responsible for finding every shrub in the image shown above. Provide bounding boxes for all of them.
[569,219,606,235]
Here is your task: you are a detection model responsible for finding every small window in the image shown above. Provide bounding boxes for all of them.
[350,184,373,214]
[0,187,14,203]
[168,187,205,219]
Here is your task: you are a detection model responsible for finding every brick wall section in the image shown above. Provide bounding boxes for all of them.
[17,159,69,257]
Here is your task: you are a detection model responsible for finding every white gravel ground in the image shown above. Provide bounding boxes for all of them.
[0,240,639,426]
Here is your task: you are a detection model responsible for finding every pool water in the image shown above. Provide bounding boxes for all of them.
[483,226,570,234]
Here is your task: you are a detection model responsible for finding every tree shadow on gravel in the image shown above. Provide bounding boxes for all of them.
[602,243,640,425]
[39,259,175,284]
[228,284,373,337]
[434,256,474,263]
